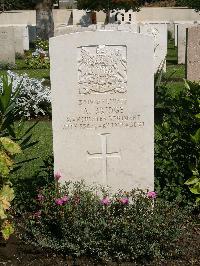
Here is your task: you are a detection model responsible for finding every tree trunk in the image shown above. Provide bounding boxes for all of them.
[106,9,110,24]
[36,0,54,40]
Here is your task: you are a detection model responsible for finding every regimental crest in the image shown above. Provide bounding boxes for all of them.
[78,45,127,94]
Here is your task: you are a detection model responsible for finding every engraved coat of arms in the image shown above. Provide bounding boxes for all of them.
[78,45,127,94]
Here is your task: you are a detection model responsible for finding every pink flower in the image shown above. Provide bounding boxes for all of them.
[37,194,44,201]
[54,171,62,181]
[147,191,157,199]
[101,197,111,206]
[61,195,69,204]
[55,198,63,206]
[119,197,129,205]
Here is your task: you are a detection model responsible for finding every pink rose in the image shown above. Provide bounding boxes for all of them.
[147,191,157,199]
[119,197,129,205]
[101,197,111,206]
[54,171,62,181]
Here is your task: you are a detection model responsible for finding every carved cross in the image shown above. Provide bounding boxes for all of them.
[87,133,121,184]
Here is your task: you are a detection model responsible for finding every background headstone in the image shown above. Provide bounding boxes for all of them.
[50,31,154,192]
[177,22,196,64]
[0,26,15,64]
[186,26,200,82]
[140,23,167,72]
[54,25,95,36]
[14,25,29,54]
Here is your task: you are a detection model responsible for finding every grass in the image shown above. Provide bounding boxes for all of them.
[8,39,186,180]
[11,121,53,180]
[0,58,50,81]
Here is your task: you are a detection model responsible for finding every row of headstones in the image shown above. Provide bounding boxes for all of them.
[175,22,200,82]
[55,23,168,74]
[55,21,200,82]
[0,25,36,64]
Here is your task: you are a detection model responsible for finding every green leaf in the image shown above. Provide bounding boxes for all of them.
[185,176,199,185]
[189,184,200,195]
[195,114,200,119]
[0,137,21,155]
[190,128,200,144]
[1,220,14,240]
[0,185,15,204]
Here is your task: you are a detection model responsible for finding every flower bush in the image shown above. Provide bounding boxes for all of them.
[25,39,50,69]
[14,179,192,264]
[0,71,51,119]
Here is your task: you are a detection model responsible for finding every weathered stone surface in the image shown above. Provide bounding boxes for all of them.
[50,31,154,192]
[186,26,200,82]
[0,26,15,64]
[54,25,95,36]
[14,25,29,54]
[177,22,196,64]
[140,23,167,72]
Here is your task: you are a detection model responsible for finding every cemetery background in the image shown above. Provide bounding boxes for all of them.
[0,2,199,265]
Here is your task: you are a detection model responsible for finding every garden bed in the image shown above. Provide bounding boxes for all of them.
[0,228,199,266]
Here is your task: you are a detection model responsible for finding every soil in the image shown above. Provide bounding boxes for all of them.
[0,230,199,266]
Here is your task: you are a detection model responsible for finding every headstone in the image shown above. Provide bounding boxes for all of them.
[174,23,178,47]
[0,26,15,64]
[23,26,29,51]
[177,23,194,64]
[167,22,175,39]
[140,23,168,73]
[186,26,200,82]
[50,31,154,192]
[117,23,139,32]
[14,25,29,54]
[28,25,37,43]
[73,9,91,26]
[54,25,95,37]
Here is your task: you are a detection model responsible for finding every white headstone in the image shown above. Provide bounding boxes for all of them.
[177,23,194,64]
[186,26,200,82]
[73,9,91,26]
[140,23,168,73]
[14,25,29,54]
[50,31,154,192]
[54,25,95,36]
[0,26,15,64]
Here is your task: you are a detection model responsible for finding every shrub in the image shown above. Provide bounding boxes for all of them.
[25,39,49,69]
[25,50,50,69]
[0,61,15,70]
[0,71,51,119]
[15,180,192,264]
[155,80,200,203]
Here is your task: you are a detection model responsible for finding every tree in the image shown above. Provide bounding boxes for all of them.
[0,0,56,40]
[77,0,144,23]
[176,0,200,11]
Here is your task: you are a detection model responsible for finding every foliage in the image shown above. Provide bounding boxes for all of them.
[35,39,49,51]
[15,180,192,264]
[0,0,57,11]
[0,62,15,70]
[185,99,200,205]
[0,71,51,119]
[25,39,49,69]
[176,0,200,11]
[0,137,21,240]
[155,79,200,203]
[77,0,143,12]
[13,155,54,214]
